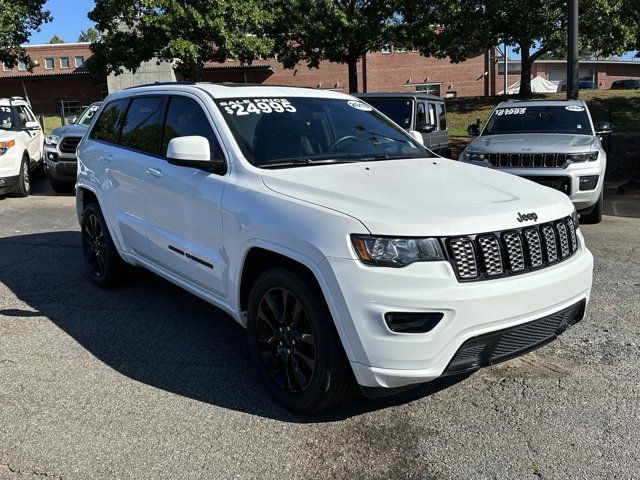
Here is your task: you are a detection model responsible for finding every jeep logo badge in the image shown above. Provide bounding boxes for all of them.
[517,212,538,222]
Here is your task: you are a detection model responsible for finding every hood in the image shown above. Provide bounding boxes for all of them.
[262,158,574,236]
[50,124,88,137]
[0,130,17,140]
[468,133,599,153]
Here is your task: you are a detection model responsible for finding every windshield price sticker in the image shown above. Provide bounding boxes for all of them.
[219,98,297,116]
[495,107,527,116]
[347,100,373,111]
[565,105,585,112]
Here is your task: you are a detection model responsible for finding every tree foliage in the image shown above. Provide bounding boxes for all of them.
[87,0,274,79]
[404,0,638,97]
[78,28,101,43]
[270,0,404,93]
[0,0,50,69]
[48,34,65,44]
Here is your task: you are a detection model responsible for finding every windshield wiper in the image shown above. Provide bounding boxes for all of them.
[260,158,359,169]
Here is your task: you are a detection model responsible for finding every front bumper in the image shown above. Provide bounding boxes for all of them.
[44,145,77,182]
[321,233,593,388]
[0,175,19,195]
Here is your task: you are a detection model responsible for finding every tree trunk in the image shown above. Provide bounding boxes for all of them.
[347,58,358,93]
[519,46,532,99]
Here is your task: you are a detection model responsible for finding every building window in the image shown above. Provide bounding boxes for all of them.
[445,91,457,98]
[381,44,391,54]
[2,63,12,72]
[60,57,70,69]
[18,60,27,71]
[414,83,442,96]
[396,47,407,53]
[45,58,55,70]
[75,56,85,68]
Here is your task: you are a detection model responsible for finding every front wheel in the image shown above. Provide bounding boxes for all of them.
[580,191,603,225]
[13,157,30,197]
[81,203,127,287]
[247,268,355,413]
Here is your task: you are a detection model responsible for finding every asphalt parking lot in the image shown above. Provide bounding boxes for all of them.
[1,179,639,480]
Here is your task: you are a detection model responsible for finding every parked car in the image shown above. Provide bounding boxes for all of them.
[558,80,599,91]
[461,99,608,224]
[44,102,102,193]
[356,93,449,156]
[77,83,593,412]
[0,97,44,197]
[610,79,640,90]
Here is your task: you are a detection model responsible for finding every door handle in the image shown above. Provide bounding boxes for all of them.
[146,167,164,178]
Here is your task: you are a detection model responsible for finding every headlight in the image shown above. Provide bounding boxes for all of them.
[351,235,445,267]
[45,134,60,146]
[462,150,488,161]
[572,208,579,227]
[0,139,15,155]
[568,152,598,162]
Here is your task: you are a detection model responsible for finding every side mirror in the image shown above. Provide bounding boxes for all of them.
[467,123,481,136]
[24,120,41,131]
[408,130,425,145]
[67,116,77,125]
[416,123,435,134]
[595,121,613,134]
[166,136,224,172]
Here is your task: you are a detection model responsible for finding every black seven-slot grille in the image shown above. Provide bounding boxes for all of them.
[446,216,578,282]
[487,153,568,169]
[59,136,82,155]
[444,300,585,376]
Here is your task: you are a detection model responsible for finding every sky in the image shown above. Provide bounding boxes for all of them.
[28,0,95,44]
[27,0,637,60]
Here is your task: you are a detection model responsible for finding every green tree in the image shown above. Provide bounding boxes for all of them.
[78,28,100,43]
[48,34,65,44]
[404,0,636,98]
[87,0,273,80]
[270,0,404,93]
[0,0,51,70]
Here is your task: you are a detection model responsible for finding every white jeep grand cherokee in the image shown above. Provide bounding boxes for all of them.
[76,83,593,412]
[0,97,44,197]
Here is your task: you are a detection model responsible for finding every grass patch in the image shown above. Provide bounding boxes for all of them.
[41,115,63,135]
[447,90,640,136]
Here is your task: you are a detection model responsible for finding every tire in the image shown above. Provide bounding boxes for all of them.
[247,268,356,413]
[49,177,75,193]
[580,191,603,225]
[81,203,127,288]
[13,156,30,197]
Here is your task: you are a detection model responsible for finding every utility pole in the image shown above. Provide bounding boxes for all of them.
[504,43,508,95]
[567,0,579,99]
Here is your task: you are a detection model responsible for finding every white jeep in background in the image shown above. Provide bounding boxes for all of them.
[0,97,44,197]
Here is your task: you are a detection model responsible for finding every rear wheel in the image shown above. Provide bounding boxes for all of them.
[247,268,355,413]
[13,156,30,197]
[580,191,603,224]
[81,203,126,287]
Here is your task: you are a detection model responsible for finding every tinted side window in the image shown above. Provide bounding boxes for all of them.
[90,99,129,143]
[416,102,426,126]
[163,97,220,158]
[16,106,30,128]
[439,103,447,131]
[120,97,165,154]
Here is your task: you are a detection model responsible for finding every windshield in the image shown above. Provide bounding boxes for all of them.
[483,105,593,136]
[0,106,13,130]
[77,104,101,127]
[215,97,429,168]
[359,97,413,129]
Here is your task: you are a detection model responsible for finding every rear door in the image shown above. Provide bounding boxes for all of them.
[143,94,228,298]
[432,102,449,155]
[16,105,42,162]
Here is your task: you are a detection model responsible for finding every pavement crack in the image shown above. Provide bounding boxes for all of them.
[0,461,62,479]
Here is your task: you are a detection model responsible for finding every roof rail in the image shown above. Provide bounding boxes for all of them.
[123,81,198,90]
[9,96,24,101]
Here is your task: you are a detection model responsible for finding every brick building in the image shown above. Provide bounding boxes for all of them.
[0,43,105,114]
[2,43,639,115]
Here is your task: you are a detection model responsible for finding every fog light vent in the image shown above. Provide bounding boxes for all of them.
[579,175,599,191]
[384,312,444,333]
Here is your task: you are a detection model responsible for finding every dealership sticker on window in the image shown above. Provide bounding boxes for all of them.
[219,98,296,116]
[347,100,372,111]
[565,105,585,112]
[494,107,527,116]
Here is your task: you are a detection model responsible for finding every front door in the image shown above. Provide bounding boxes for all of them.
[143,95,228,298]
[16,105,42,162]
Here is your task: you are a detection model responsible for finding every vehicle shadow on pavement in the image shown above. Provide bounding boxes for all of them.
[0,231,468,422]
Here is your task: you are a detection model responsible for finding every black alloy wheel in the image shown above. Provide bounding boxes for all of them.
[83,211,107,279]
[255,287,316,393]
